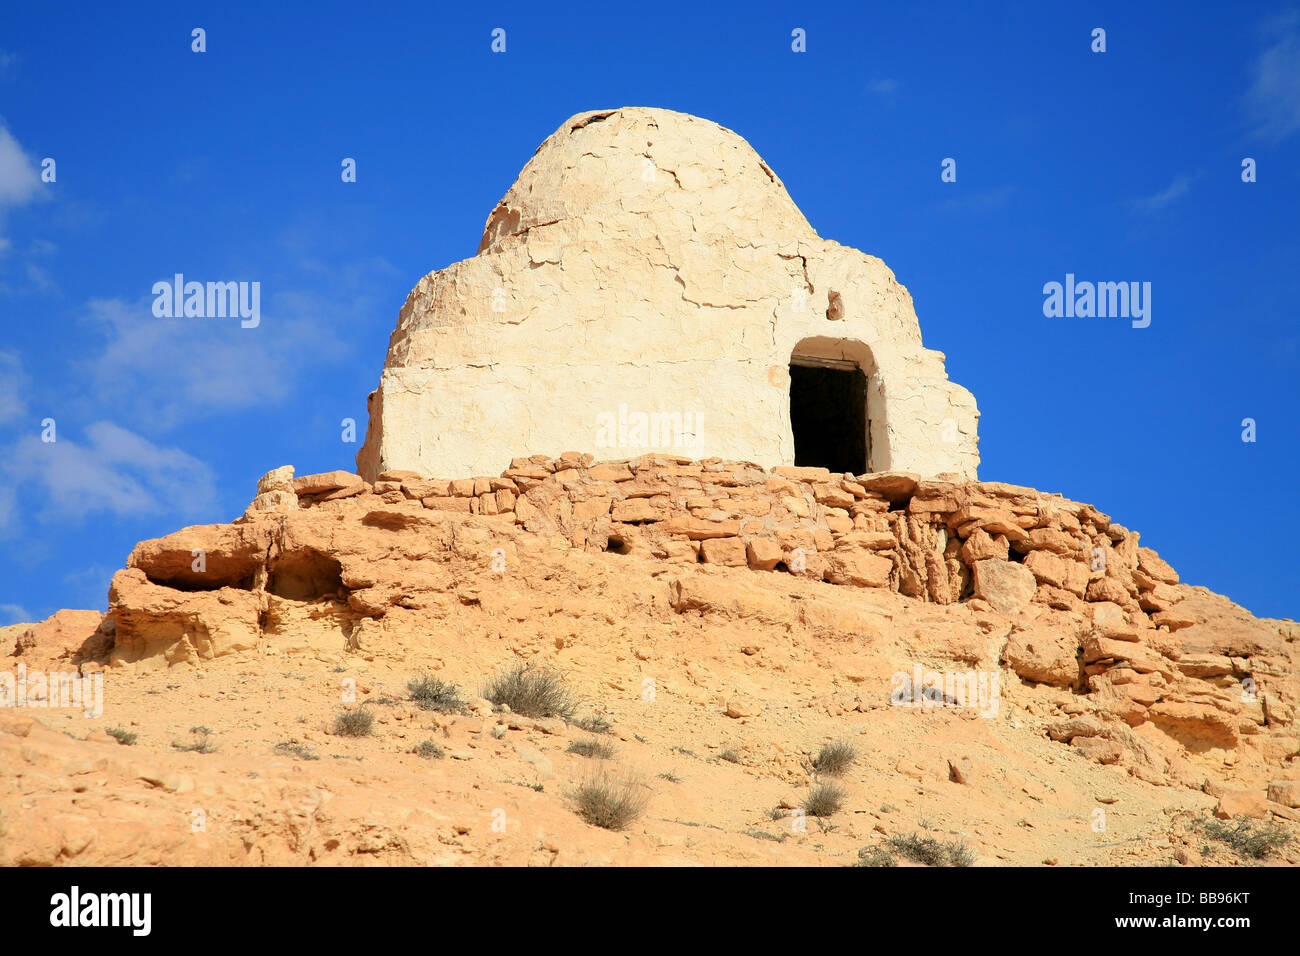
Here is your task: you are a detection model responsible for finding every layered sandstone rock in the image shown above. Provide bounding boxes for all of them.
[358,107,978,482]
[78,457,1295,788]
[8,456,1297,866]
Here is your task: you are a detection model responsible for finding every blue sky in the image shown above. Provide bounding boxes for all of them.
[0,1,1297,622]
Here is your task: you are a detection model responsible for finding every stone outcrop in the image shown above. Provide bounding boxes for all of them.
[76,455,1295,788]
[7,455,1297,866]
[358,107,978,482]
[1,609,108,669]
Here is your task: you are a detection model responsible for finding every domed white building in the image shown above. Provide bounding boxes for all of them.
[358,107,979,481]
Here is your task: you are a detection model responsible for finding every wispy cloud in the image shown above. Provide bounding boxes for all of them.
[1130,174,1193,212]
[0,484,12,533]
[82,291,352,429]
[1246,12,1300,141]
[0,350,26,424]
[0,603,31,625]
[865,78,900,106]
[0,125,50,282]
[0,125,42,207]
[3,421,217,524]
[936,185,1014,215]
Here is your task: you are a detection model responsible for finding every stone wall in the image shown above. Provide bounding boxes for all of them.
[286,452,1181,629]
[98,454,1296,760]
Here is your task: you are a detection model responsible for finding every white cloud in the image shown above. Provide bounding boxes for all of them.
[24,260,55,292]
[0,484,12,532]
[0,603,31,625]
[865,79,900,108]
[84,292,350,429]
[1247,13,1300,141]
[0,125,48,262]
[4,421,217,522]
[1131,174,1193,212]
[0,350,26,424]
[0,125,42,206]
[936,185,1014,214]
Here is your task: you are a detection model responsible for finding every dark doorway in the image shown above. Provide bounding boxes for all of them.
[789,362,868,474]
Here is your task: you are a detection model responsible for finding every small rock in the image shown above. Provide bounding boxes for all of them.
[532,717,566,735]
[947,756,975,785]
[514,744,554,776]
[1214,790,1269,820]
[1266,780,1300,808]
[725,698,756,719]
[1047,716,1102,743]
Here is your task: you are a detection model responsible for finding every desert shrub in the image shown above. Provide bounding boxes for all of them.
[719,748,743,764]
[812,739,856,776]
[407,675,467,714]
[574,714,612,734]
[333,709,374,737]
[856,846,897,867]
[173,728,217,753]
[106,727,137,746]
[887,832,944,865]
[483,665,577,719]
[945,839,976,867]
[414,740,444,759]
[803,782,846,817]
[1195,817,1293,860]
[273,741,320,761]
[567,738,616,760]
[570,773,648,831]
[887,832,974,867]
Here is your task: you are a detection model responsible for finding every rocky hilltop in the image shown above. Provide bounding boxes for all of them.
[2,107,1295,867]
[2,454,1297,865]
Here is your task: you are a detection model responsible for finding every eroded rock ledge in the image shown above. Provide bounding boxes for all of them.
[85,454,1294,770]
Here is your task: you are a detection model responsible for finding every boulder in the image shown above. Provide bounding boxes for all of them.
[746,538,783,571]
[1136,547,1179,585]
[1004,624,1079,686]
[971,559,1036,615]
[824,550,893,588]
[1214,790,1269,820]
[700,537,747,567]
[256,465,295,494]
[1266,781,1300,808]
[294,470,365,496]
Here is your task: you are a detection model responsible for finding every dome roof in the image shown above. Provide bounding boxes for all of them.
[477,107,816,254]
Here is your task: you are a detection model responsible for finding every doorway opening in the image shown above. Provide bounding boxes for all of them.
[789,356,868,475]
